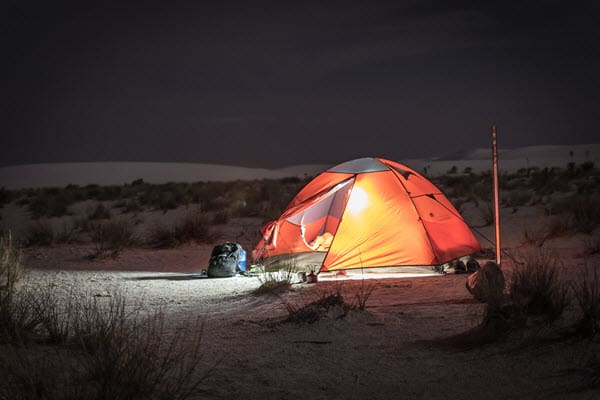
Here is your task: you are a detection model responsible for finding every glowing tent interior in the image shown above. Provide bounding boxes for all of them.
[253,157,481,274]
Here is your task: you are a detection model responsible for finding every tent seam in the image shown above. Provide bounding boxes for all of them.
[385,165,443,265]
[319,175,357,273]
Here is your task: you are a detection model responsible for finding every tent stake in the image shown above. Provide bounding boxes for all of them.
[491,124,501,266]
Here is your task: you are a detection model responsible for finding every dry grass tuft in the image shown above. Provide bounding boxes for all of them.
[0,284,209,400]
[0,233,21,293]
[285,289,347,324]
[89,219,136,258]
[254,265,296,295]
[571,263,600,338]
[570,194,600,234]
[581,235,600,257]
[353,279,375,310]
[284,281,374,324]
[510,251,570,323]
[24,220,55,247]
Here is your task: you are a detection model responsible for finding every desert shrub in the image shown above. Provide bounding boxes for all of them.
[212,210,230,225]
[157,191,180,212]
[353,279,375,310]
[89,220,136,258]
[447,165,458,174]
[503,190,532,207]
[570,194,600,234]
[82,185,123,202]
[571,263,600,338]
[73,216,93,235]
[0,287,208,400]
[479,202,495,227]
[576,178,599,195]
[0,233,21,294]
[121,199,142,214]
[285,290,347,323]
[520,218,573,247]
[31,284,78,344]
[24,220,55,247]
[579,161,595,172]
[27,191,72,219]
[0,187,12,208]
[138,183,188,212]
[284,282,372,323]
[147,224,178,248]
[529,167,564,195]
[581,235,600,257]
[234,179,301,220]
[0,289,42,344]
[254,266,296,295]
[49,221,79,245]
[0,235,37,342]
[173,213,215,244]
[520,225,547,247]
[88,203,112,220]
[147,213,215,248]
[96,185,123,202]
[510,251,570,322]
[472,181,492,202]
[544,217,573,239]
[544,196,571,216]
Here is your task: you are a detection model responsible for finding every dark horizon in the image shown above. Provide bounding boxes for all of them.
[3,1,599,168]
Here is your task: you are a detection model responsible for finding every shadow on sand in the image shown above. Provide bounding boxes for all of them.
[127,273,209,281]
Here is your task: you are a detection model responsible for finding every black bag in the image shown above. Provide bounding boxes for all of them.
[207,242,242,277]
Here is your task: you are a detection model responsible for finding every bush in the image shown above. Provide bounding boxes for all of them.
[571,263,600,338]
[88,203,112,220]
[0,287,208,400]
[121,199,142,214]
[254,267,296,295]
[503,190,532,207]
[54,222,79,244]
[24,221,55,247]
[147,213,215,248]
[0,187,12,208]
[284,282,373,323]
[353,279,375,310]
[212,210,230,225]
[0,233,21,294]
[520,218,573,247]
[89,220,136,258]
[520,225,547,247]
[570,194,600,234]
[0,234,34,343]
[510,251,570,322]
[285,290,347,323]
[581,235,600,257]
[27,192,72,219]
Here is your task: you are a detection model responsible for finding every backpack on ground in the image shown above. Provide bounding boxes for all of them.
[207,242,244,277]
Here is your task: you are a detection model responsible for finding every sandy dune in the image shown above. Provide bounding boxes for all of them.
[2,143,598,190]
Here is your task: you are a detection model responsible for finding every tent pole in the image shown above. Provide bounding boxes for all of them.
[491,124,501,266]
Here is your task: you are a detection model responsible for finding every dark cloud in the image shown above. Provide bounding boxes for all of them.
[2,1,599,168]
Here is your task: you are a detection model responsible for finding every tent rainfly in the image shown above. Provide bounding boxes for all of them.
[253,157,481,274]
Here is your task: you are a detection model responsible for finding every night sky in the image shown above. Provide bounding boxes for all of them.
[3,1,599,168]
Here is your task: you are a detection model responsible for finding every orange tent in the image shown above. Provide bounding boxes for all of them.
[253,157,481,273]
